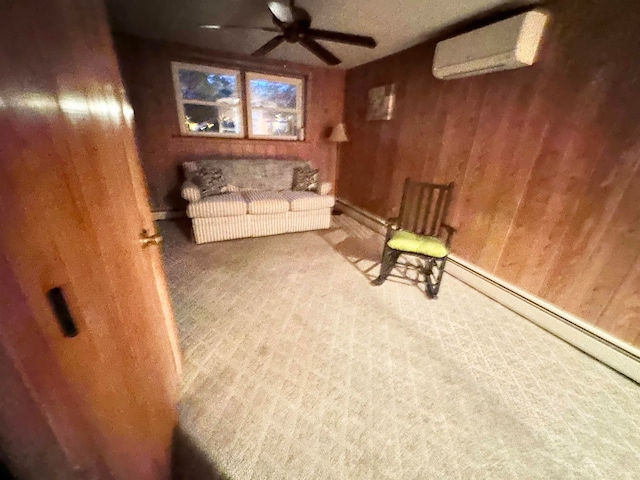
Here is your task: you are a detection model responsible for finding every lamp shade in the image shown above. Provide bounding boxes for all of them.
[329,123,348,142]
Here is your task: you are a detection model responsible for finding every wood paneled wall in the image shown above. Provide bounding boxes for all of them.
[115,35,345,212]
[338,0,640,347]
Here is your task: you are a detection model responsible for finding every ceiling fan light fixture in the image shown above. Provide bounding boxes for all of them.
[267,1,295,23]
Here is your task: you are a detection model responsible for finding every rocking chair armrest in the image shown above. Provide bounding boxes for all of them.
[440,223,457,247]
[383,217,399,243]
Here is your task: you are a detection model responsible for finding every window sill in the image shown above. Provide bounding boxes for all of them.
[177,131,244,139]
[172,133,307,143]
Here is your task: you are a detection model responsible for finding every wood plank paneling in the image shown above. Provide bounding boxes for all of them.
[338,0,640,347]
[115,35,345,212]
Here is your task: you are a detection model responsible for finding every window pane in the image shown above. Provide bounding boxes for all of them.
[251,109,298,137]
[249,79,297,109]
[183,103,241,134]
[179,69,239,102]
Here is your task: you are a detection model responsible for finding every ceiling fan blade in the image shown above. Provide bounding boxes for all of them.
[267,1,295,23]
[252,35,286,57]
[299,37,341,66]
[306,29,377,48]
[200,25,281,33]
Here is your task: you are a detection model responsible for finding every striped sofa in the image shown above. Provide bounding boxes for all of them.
[181,159,335,244]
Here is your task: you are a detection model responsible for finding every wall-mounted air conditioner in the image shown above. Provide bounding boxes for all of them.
[433,9,549,80]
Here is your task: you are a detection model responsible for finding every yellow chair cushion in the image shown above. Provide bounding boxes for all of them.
[387,230,449,258]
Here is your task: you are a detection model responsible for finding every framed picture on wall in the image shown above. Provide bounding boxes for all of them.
[367,84,395,121]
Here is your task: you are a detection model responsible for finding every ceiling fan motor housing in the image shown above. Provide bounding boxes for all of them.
[204,0,377,66]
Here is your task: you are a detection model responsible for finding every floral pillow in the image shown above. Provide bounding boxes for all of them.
[192,167,229,197]
[292,166,319,192]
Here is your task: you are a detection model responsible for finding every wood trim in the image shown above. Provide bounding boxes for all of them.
[170,52,307,141]
[245,71,306,85]
[170,61,244,137]
[336,199,640,383]
[245,71,305,141]
[171,61,240,77]
[175,131,244,138]
[169,134,309,143]
[335,198,386,235]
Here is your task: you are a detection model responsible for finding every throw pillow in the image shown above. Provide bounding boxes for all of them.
[292,166,319,192]
[193,167,229,197]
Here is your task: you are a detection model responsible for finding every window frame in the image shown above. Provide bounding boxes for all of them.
[171,61,244,138]
[245,72,305,141]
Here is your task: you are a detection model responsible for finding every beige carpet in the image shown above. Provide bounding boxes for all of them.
[161,216,640,480]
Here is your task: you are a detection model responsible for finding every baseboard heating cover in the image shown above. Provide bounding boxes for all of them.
[153,210,186,221]
[335,198,640,384]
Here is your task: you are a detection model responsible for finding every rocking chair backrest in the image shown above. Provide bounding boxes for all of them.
[397,179,454,238]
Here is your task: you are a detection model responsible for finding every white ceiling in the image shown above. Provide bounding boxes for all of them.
[106,0,514,68]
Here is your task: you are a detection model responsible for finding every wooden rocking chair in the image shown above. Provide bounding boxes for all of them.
[372,179,456,298]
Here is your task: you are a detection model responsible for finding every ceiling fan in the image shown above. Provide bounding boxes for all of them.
[200,0,377,66]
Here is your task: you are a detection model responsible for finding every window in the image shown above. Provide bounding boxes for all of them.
[171,62,305,141]
[246,73,304,140]
[171,62,243,137]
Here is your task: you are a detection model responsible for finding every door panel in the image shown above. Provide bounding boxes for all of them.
[0,251,112,480]
[0,0,181,478]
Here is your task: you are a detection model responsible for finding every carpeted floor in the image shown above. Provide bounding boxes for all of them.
[161,216,640,480]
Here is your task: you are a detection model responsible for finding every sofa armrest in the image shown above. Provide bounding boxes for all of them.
[181,180,201,203]
[318,182,333,196]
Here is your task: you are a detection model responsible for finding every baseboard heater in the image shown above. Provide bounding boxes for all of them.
[335,198,640,384]
[153,210,186,221]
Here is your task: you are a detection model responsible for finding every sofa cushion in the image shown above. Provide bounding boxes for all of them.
[281,191,335,212]
[387,230,449,258]
[242,191,290,214]
[186,192,247,218]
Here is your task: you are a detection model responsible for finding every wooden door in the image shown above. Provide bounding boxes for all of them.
[0,0,181,478]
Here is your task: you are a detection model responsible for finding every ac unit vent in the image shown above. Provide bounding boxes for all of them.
[433,10,549,80]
